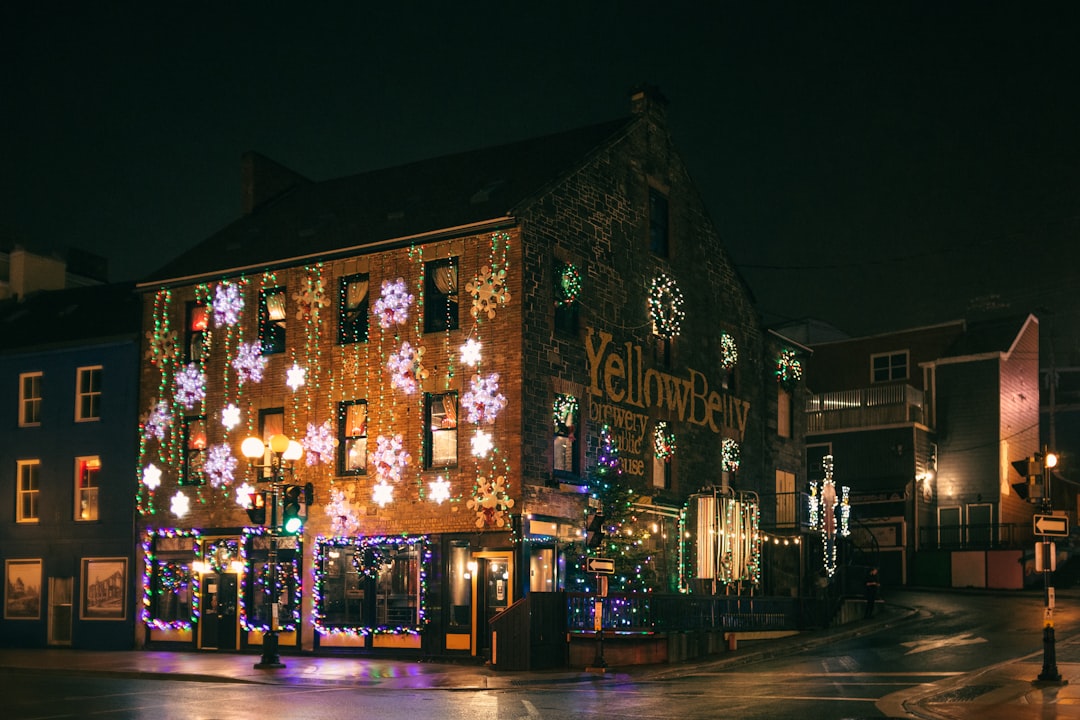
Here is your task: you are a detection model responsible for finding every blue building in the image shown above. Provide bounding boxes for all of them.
[0,282,142,648]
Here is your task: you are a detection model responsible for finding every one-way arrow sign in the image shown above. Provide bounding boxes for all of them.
[586,557,615,574]
[1034,514,1069,537]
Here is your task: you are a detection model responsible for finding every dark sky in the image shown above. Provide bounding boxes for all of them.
[3,2,1079,347]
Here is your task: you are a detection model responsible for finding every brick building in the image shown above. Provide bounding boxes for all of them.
[133,88,806,659]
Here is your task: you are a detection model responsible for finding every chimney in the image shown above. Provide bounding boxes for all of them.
[241,152,310,215]
[630,83,668,121]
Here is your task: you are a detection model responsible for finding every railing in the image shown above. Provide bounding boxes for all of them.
[807,384,926,432]
[566,592,803,634]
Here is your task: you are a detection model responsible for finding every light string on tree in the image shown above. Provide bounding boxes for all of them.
[809,454,850,577]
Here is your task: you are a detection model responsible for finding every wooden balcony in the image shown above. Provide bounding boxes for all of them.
[807,384,927,432]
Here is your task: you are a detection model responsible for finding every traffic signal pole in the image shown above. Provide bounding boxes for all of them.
[255,484,285,669]
[1037,452,1063,685]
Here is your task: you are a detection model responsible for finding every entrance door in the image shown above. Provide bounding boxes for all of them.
[47,577,73,646]
[471,552,513,657]
[200,573,238,650]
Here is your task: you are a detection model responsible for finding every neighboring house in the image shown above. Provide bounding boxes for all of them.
[803,314,1044,588]
[0,282,142,648]
[132,87,807,660]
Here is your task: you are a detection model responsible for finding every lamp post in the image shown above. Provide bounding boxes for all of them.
[241,433,303,670]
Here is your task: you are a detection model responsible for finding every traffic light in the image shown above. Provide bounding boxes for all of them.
[246,490,266,525]
[281,485,304,534]
[586,512,605,549]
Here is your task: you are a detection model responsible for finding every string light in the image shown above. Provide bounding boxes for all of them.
[648,273,685,339]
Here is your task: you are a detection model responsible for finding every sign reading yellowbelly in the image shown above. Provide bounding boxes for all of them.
[585,328,750,476]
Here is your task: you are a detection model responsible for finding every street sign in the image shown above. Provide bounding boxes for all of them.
[1034,514,1069,537]
[586,557,615,574]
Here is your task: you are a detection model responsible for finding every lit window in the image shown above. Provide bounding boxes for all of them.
[76,456,101,521]
[871,351,908,383]
[187,302,209,361]
[338,400,368,474]
[259,287,287,355]
[424,258,458,333]
[19,372,42,427]
[75,366,102,422]
[16,460,40,523]
[182,417,207,486]
[338,274,369,345]
[553,394,580,477]
[425,392,458,468]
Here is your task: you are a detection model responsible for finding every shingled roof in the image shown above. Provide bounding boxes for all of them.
[0,282,142,353]
[141,117,636,286]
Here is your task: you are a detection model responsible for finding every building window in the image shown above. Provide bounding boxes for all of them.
[553,394,580,477]
[775,469,796,528]
[253,408,285,480]
[777,385,792,438]
[186,302,209,361]
[316,538,422,633]
[425,392,458,468]
[649,186,669,257]
[338,400,368,475]
[424,258,458,333]
[871,351,908,383]
[448,541,471,628]
[17,460,40,523]
[75,366,102,422]
[75,456,101,521]
[259,287,287,355]
[181,417,207,485]
[651,454,672,489]
[338,274,369,345]
[19,372,42,427]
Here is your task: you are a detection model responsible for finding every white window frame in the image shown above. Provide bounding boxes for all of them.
[75,366,102,422]
[75,455,101,522]
[19,372,42,427]
[870,350,909,383]
[17,459,41,523]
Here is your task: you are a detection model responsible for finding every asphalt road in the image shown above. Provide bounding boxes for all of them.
[7,590,1075,720]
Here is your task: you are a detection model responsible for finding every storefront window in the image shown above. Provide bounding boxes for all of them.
[143,531,197,630]
[244,534,300,631]
[448,541,471,628]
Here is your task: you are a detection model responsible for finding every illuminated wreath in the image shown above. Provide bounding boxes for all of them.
[555,263,582,306]
[720,332,738,370]
[648,273,685,339]
[776,348,803,390]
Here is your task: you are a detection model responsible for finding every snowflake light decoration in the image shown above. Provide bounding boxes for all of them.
[221,403,241,430]
[325,487,361,535]
[142,399,172,441]
[303,420,336,466]
[722,438,741,473]
[233,342,268,385]
[387,342,428,394]
[429,475,451,504]
[174,363,206,409]
[371,434,411,485]
[460,338,482,367]
[205,443,238,488]
[466,265,511,320]
[372,481,394,507]
[235,482,256,509]
[461,373,507,425]
[170,490,190,518]
[373,278,413,329]
[142,463,162,490]
[213,282,244,326]
[293,277,330,321]
[286,363,306,391]
[467,475,515,528]
[470,429,493,458]
[144,329,178,366]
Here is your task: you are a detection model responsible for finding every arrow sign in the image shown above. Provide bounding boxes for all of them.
[1034,514,1069,537]
[586,557,615,574]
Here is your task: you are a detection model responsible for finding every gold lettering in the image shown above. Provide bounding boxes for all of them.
[585,327,613,398]
[604,352,626,403]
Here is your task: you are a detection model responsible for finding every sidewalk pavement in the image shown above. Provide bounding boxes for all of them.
[2,601,1079,718]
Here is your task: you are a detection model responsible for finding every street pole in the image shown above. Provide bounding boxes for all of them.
[255,480,285,669]
[1037,450,1063,684]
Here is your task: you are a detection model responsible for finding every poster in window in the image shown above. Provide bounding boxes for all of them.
[4,559,42,620]
[81,557,128,621]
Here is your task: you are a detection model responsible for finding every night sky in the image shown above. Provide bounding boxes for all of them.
[3,2,1079,347]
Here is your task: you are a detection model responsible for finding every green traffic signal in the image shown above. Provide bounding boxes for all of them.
[282,485,303,534]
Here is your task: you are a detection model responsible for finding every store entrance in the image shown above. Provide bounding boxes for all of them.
[471,551,513,657]
[199,572,238,650]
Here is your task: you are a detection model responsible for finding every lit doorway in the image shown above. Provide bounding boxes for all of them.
[471,551,513,657]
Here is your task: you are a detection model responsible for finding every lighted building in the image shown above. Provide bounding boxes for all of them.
[133,88,806,659]
[803,315,1044,588]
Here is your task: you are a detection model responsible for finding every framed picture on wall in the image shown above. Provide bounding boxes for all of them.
[81,557,127,621]
[4,559,42,620]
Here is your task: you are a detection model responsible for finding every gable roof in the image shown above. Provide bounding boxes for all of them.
[141,117,636,286]
[937,313,1036,362]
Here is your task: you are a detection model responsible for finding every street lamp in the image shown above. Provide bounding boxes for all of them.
[241,433,303,670]
[1037,448,1063,684]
